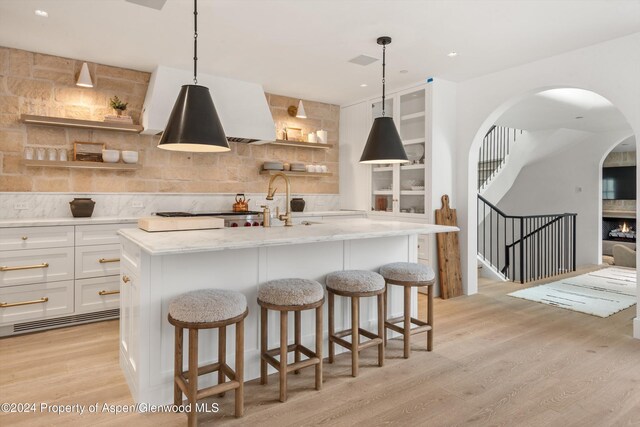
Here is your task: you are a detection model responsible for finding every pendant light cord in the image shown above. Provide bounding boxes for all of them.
[193,0,198,85]
[381,43,386,117]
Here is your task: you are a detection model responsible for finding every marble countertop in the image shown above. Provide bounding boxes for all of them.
[0,210,364,228]
[0,217,139,228]
[119,218,459,255]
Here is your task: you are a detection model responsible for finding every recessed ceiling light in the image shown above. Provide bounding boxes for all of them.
[575,116,584,119]
[399,70,408,74]
[360,83,368,87]
[34,9,48,17]
[448,51,458,57]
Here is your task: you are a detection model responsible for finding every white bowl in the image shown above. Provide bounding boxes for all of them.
[122,150,139,164]
[102,149,120,163]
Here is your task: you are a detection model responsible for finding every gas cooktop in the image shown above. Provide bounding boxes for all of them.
[155,211,262,217]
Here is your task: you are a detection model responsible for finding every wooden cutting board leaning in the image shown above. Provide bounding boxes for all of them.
[435,194,463,299]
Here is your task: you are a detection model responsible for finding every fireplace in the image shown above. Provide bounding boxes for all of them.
[602,217,636,242]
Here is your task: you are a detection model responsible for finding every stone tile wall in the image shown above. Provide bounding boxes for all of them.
[0,47,339,193]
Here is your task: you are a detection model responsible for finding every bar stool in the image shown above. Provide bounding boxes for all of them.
[380,262,435,358]
[258,278,324,402]
[168,289,248,425]
[326,270,385,377]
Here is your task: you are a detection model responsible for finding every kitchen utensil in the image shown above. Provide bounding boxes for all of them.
[405,144,425,162]
[233,193,250,212]
[122,151,138,164]
[102,149,120,163]
[69,198,95,218]
[316,129,328,144]
[435,194,463,299]
[290,197,305,212]
[263,161,284,171]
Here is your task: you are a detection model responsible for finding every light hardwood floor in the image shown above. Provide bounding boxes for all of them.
[1,274,639,426]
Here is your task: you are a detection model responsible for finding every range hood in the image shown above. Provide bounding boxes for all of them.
[141,66,276,143]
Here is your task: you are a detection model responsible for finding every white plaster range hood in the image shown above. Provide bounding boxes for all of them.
[141,65,276,143]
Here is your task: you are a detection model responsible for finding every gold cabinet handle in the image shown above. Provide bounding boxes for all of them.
[98,258,120,264]
[21,236,28,241]
[0,297,49,308]
[98,290,120,296]
[0,262,49,272]
[122,275,130,284]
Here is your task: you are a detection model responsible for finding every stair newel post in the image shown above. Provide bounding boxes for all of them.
[519,219,525,284]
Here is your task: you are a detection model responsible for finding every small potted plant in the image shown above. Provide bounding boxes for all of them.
[109,96,128,117]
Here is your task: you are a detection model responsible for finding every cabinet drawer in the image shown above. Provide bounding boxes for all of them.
[75,244,121,279]
[0,280,74,325]
[0,226,74,251]
[75,276,120,313]
[0,247,74,287]
[75,223,136,246]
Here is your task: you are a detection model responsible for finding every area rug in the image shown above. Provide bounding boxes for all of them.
[508,267,637,318]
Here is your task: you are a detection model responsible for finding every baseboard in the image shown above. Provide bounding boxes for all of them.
[634,317,640,340]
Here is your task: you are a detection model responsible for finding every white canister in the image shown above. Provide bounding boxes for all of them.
[313,165,322,173]
[316,130,328,144]
[320,165,328,173]
[58,149,68,162]
[47,148,57,161]
[307,132,317,143]
[306,164,314,172]
[36,147,46,161]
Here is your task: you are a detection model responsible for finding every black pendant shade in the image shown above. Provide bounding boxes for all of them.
[158,85,230,152]
[359,116,408,164]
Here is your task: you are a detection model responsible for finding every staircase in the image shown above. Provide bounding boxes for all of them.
[477,194,577,283]
[478,125,522,191]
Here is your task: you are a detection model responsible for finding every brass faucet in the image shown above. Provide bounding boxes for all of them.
[266,172,293,226]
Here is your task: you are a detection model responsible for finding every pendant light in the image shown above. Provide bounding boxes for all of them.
[359,36,408,164]
[158,0,230,153]
[76,62,93,88]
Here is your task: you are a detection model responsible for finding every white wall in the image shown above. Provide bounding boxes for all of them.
[339,101,370,211]
[453,33,640,338]
[497,130,632,266]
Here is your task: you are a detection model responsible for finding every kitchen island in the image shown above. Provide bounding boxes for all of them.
[118,218,458,404]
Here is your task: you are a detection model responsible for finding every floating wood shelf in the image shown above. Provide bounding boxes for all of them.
[20,114,143,133]
[266,140,333,149]
[260,170,333,177]
[23,159,140,171]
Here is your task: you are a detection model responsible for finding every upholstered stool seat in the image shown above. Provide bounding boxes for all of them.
[326,270,385,293]
[258,278,324,402]
[168,289,248,425]
[169,289,247,324]
[326,270,385,377]
[258,278,324,306]
[380,262,436,359]
[380,262,435,283]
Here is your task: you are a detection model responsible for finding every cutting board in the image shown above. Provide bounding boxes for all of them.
[138,216,225,232]
[435,195,463,299]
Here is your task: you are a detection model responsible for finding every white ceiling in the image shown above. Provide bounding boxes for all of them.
[495,88,632,133]
[1,0,640,105]
[611,135,636,153]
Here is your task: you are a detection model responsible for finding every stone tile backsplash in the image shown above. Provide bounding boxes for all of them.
[0,47,339,194]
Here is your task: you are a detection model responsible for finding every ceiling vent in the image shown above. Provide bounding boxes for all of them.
[125,0,167,11]
[348,55,379,66]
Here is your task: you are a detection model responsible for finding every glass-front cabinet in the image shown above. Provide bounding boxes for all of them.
[369,84,429,217]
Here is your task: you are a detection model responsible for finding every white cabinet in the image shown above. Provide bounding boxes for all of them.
[0,221,136,336]
[119,266,139,375]
[369,85,430,218]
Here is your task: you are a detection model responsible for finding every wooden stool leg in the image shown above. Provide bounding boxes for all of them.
[187,329,198,427]
[294,311,301,374]
[260,307,268,385]
[315,305,323,390]
[279,310,288,402]
[235,318,245,417]
[174,326,183,406]
[427,285,434,351]
[328,291,335,363]
[351,296,359,377]
[218,325,226,397]
[377,293,384,367]
[383,284,388,346]
[403,286,411,359]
